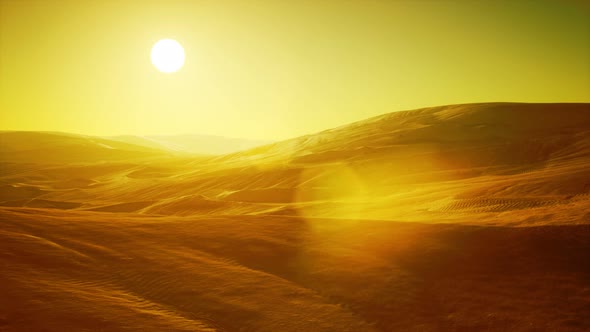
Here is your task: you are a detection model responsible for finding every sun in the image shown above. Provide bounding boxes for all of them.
[150,39,185,73]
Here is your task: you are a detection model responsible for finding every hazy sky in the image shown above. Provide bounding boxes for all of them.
[1,0,589,139]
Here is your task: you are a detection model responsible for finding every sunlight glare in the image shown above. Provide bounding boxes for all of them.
[151,39,185,73]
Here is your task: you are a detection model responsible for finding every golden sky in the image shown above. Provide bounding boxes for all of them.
[1,0,589,140]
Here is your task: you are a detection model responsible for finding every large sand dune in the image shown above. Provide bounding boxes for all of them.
[1,103,589,331]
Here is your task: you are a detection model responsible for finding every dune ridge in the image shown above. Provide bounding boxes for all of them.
[2,103,588,225]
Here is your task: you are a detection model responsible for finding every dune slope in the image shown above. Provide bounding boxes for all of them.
[0,207,589,331]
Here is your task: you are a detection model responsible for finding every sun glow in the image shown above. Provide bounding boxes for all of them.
[150,39,185,73]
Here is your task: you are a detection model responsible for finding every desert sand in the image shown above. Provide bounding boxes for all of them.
[1,102,589,331]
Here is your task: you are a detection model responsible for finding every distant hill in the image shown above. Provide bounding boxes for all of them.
[0,131,176,163]
[108,134,272,155]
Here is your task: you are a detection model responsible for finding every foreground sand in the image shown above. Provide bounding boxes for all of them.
[1,208,589,331]
[1,103,589,331]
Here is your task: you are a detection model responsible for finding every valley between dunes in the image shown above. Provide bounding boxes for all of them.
[1,103,589,331]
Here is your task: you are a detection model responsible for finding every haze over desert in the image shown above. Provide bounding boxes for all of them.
[1,0,590,331]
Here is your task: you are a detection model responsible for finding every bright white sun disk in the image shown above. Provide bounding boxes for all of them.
[151,39,185,73]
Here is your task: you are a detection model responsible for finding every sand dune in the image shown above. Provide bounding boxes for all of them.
[4,103,583,225]
[0,131,179,163]
[0,207,588,331]
[1,103,589,331]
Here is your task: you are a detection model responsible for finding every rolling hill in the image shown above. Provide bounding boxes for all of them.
[0,131,179,163]
[108,134,272,155]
